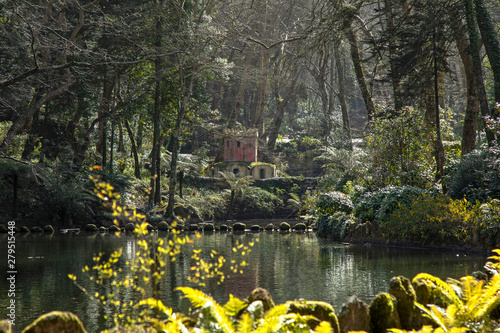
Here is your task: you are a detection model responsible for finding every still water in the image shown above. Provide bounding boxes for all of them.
[0,231,489,331]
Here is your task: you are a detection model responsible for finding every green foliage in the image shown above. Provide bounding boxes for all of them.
[353,186,433,223]
[316,191,354,215]
[315,146,368,190]
[447,151,486,201]
[316,212,356,238]
[228,186,283,219]
[366,107,435,188]
[381,194,482,243]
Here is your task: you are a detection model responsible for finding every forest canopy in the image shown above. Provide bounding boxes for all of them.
[1,0,500,224]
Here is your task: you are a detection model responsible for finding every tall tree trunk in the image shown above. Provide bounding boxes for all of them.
[165,69,195,220]
[452,14,481,154]
[228,45,254,129]
[464,0,495,143]
[334,39,353,150]
[433,28,446,191]
[98,72,114,168]
[124,120,141,179]
[474,0,500,117]
[384,0,403,111]
[150,17,162,206]
[346,27,375,122]
[265,83,297,152]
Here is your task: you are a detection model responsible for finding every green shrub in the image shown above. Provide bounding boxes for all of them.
[447,151,486,201]
[353,186,434,223]
[316,212,355,238]
[229,186,283,219]
[316,191,354,215]
[381,194,482,244]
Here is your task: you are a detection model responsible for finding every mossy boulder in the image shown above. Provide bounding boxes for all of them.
[0,224,7,233]
[0,320,11,333]
[233,222,246,231]
[286,300,340,332]
[125,223,135,232]
[264,223,275,231]
[338,295,370,333]
[413,277,454,309]
[279,222,291,231]
[369,292,401,333]
[157,221,169,231]
[31,226,43,233]
[250,225,261,231]
[22,311,87,333]
[389,276,420,330]
[245,287,275,312]
[220,224,230,231]
[43,225,55,233]
[84,224,99,232]
[146,223,154,231]
[189,224,199,231]
[292,223,307,231]
[203,223,215,231]
[99,226,107,233]
[108,225,120,232]
[19,226,30,233]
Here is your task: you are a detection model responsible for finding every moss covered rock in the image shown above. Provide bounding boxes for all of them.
[31,226,43,233]
[264,223,275,231]
[369,292,401,333]
[233,222,246,231]
[0,224,7,233]
[203,223,215,231]
[43,225,55,233]
[413,277,454,309]
[245,287,275,312]
[389,276,419,330]
[99,226,107,232]
[189,224,199,231]
[22,311,87,333]
[338,295,370,333]
[108,225,120,232]
[125,223,135,232]
[19,226,30,233]
[146,223,154,232]
[84,224,99,232]
[292,223,307,231]
[157,221,169,231]
[250,225,261,231]
[287,300,340,332]
[220,224,230,231]
[279,222,291,231]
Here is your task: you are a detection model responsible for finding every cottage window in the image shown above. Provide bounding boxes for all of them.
[237,141,241,148]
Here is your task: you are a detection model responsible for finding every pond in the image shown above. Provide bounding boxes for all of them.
[0,230,489,331]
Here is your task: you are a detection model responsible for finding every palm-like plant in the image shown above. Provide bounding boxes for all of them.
[218,171,254,219]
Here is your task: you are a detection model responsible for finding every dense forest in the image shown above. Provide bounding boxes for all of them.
[1,0,500,233]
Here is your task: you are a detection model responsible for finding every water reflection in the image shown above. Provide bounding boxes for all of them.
[0,232,488,331]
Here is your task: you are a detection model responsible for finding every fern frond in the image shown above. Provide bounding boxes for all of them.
[224,294,248,317]
[413,273,463,308]
[236,313,254,333]
[469,274,500,321]
[176,287,235,333]
[134,298,171,315]
[313,321,332,333]
[415,302,449,332]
